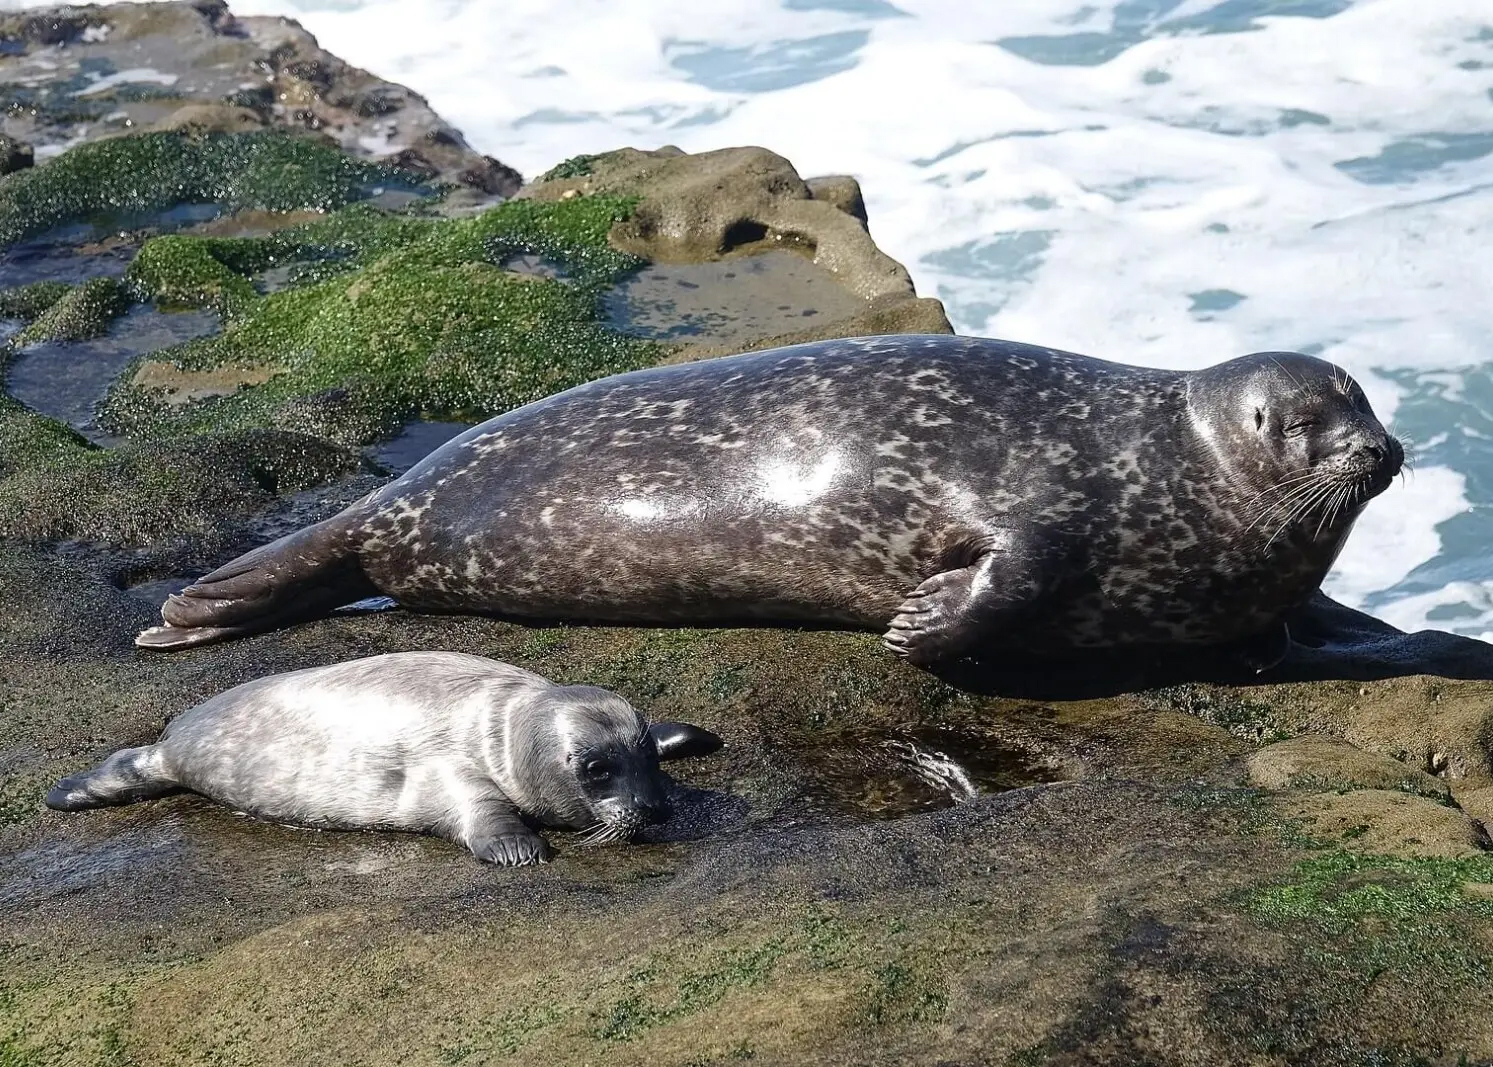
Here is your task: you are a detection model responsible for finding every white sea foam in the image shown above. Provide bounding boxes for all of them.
[75,66,178,96]
[2,0,1489,640]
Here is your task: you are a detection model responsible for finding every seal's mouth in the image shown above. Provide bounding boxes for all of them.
[1251,435,1404,544]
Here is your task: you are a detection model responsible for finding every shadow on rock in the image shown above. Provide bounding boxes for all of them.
[937,592,1493,701]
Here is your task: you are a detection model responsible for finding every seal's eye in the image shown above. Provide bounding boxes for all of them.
[584,760,610,780]
[1284,417,1319,437]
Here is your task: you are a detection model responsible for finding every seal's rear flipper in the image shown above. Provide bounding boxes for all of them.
[137,516,378,651]
[650,722,725,760]
[46,745,180,811]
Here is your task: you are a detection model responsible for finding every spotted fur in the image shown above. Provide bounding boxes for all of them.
[137,335,1402,664]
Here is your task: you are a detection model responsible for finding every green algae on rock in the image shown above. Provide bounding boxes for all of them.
[0,279,69,321]
[0,394,363,543]
[123,235,268,317]
[100,195,661,445]
[0,0,522,196]
[11,276,128,346]
[0,130,432,246]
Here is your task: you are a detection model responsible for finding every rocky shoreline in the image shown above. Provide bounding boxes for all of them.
[3,4,1493,1065]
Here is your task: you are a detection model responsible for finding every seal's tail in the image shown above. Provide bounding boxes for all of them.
[135,515,378,652]
[45,745,180,811]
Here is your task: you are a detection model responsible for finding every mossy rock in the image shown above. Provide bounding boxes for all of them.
[0,129,432,246]
[0,279,69,320]
[0,395,363,543]
[11,276,127,345]
[5,544,1493,1063]
[98,195,661,448]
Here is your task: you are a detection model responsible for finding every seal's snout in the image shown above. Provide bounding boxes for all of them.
[1352,433,1402,478]
[1342,431,1403,502]
[1387,435,1406,473]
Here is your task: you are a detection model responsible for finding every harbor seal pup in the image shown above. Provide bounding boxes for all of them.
[135,335,1402,671]
[46,651,724,865]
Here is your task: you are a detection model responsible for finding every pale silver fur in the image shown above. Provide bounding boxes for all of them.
[47,652,669,866]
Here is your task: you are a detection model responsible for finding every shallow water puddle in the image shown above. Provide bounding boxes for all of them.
[0,820,187,908]
[499,252,570,280]
[121,576,193,609]
[602,249,867,346]
[6,303,220,441]
[371,419,473,474]
[0,203,225,289]
[0,228,134,289]
[787,725,1066,820]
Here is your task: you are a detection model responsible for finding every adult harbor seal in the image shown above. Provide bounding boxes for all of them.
[46,651,724,865]
[136,335,1402,670]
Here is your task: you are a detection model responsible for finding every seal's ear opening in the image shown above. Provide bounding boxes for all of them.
[649,722,725,761]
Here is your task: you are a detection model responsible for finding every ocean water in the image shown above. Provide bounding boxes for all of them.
[4,0,1491,641]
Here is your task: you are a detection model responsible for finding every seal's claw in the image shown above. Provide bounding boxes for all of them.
[470,831,552,867]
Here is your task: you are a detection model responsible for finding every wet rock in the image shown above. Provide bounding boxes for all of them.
[130,359,277,406]
[0,0,519,194]
[6,547,1493,1062]
[460,154,526,196]
[0,10,96,49]
[1280,789,1488,858]
[12,276,127,345]
[666,291,959,364]
[149,103,265,135]
[1247,734,1451,801]
[520,145,954,348]
[0,134,33,175]
[1454,785,1493,839]
[806,173,869,227]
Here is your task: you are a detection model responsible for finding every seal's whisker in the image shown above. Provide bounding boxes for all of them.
[1244,470,1326,511]
[1243,469,1325,508]
[1314,480,1352,539]
[1265,480,1338,549]
[1266,494,1326,549]
[576,822,613,845]
[1267,482,1327,539]
[1246,475,1333,533]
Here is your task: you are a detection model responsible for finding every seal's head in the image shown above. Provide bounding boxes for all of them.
[1190,351,1404,540]
[510,684,723,843]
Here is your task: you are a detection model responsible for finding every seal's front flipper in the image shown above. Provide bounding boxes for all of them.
[468,829,552,866]
[454,796,552,866]
[137,515,377,652]
[650,722,725,761]
[45,745,180,811]
[884,527,1063,667]
[1233,621,1292,674]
